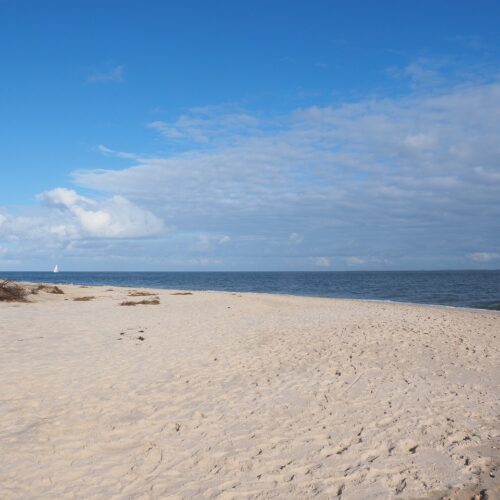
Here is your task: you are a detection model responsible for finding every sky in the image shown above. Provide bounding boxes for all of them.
[1,0,499,271]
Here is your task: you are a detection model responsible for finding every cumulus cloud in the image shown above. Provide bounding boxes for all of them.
[38,187,93,208]
[37,188,164,238]
[0,188,165,246]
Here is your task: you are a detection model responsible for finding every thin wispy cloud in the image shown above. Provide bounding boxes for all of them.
[448,35,491,51]
[468,252,499,263]
[96,145,138,160]
[147,105,260,145]
[87,64,125,83]
[289,233,303,244]
[387,58,449,89]
[312,257,331,268]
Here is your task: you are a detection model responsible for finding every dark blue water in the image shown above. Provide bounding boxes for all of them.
[1,271,499,310]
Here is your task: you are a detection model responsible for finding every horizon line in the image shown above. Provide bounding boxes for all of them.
[1,269,499,273]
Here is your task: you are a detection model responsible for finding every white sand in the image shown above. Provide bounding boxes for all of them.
[0,284,499,499]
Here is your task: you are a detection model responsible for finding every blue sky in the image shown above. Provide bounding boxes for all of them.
[1,0,499,270]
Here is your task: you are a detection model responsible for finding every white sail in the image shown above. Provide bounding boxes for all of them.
[53,265,59,273]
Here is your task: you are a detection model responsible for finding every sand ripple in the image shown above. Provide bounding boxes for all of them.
[1,286,499,498]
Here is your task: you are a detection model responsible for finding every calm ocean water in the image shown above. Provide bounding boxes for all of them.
[1,270,499,311]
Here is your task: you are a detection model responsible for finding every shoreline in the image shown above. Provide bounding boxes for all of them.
[15,279,500,315]
[1,282,499,498]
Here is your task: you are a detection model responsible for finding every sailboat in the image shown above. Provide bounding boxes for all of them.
[53,264,59,273]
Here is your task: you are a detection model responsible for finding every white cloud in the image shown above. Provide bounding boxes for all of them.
[344,256,366,265]
[189,257,223,266]
[147,105,259,145]
[191,234,231,252]
[468,252,499,262]
[63,78,500,269]
[289,232,303,244]
[87,64,125,83]
[2,66,500,270]
[449,35,489,51]
[38,187,93,208]
[36,188,164,239]
[342,256,392,267]
[403,133,436,151]
[404,59,444,88]
[388,58,449,89]
[313,256,331,268]
[76,81,500,235]
[96,145,138,160]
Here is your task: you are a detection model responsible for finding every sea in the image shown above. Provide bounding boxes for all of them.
[1,270,499,311]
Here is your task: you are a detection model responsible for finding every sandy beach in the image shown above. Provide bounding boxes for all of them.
[0,283,498,499]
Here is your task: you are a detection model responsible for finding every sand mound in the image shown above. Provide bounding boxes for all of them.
[0,280,29,302]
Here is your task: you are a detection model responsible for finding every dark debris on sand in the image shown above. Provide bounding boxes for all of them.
[120,298,160,306]
[0,280,29,302]
[128,291,156,297]
[36,284,64,294]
